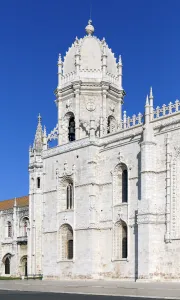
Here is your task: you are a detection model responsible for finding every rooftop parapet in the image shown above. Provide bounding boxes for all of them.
[153,99,180,120]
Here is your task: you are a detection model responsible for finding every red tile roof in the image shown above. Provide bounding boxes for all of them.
[0,196,29,211]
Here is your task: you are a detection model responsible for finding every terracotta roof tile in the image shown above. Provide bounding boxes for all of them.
[0,196,29,211]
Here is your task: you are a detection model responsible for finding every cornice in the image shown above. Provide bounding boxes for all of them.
[43,138,99,159]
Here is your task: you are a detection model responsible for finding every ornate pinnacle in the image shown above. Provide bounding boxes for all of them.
[43,125,47,137]
[149,86,153,99]
[38,113,42,124]
[34,114,43,153]
[146,94,149,106]
[102,44,107,56]
[58,53,62,65]
[118,55,122,65]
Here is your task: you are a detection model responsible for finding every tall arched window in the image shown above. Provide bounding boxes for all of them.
[122,169,128,203]
[122,223,128,258]
[68,240,73,259]
[113,220,128,260]
[68,116,75,141]
[5,257,10,274]
[114,163,128,205]
[7,222,12,238]
[59,224,73,260]
[66,183,73,209]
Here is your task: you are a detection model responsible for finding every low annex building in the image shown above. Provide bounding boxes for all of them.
[0,196,29,277]
[2,20,180,281]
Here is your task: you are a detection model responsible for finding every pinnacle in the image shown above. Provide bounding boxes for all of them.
[34,114,43,152]
[38,113,42,124]
[149,86,153,98]
[146,94,149,105]
[119,55,122,65]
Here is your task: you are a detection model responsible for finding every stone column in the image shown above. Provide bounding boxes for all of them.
[74,84,81,140]
[102,87,108,134]
[57,95,62,145]
[138,115,157,280]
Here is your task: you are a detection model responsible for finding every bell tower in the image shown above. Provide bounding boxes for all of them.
[55,20,125,146]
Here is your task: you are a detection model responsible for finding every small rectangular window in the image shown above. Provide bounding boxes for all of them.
[37,177,40,188]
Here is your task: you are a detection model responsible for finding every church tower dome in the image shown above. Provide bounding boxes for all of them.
[55,20,125,146]
[61,20,119,84]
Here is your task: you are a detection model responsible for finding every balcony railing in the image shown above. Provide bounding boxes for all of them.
[17,236,27,245]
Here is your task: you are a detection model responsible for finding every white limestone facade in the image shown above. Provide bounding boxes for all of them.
[17,20,180,281]
[0,197,29,277]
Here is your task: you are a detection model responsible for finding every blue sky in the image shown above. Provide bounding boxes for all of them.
[0,0,180,200]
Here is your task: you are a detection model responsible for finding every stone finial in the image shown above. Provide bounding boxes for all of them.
[85,19,95,35]
[145,95,150,124]
[118,55,122,66]
[146,94,149,106]
[43,125,47,137]
[57,53,62,65]
[14,197,17,207]
[38,113,41,124]
[149,87,154,121]
[43,125,47,151]
[33,113,43,153]
[149,86,153,99]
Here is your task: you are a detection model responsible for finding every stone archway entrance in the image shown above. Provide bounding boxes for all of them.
[20,256,27,276]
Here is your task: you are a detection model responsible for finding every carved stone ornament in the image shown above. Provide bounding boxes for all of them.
[47,124,58,142]
[83,95,96,111]
[66,99,72,111]
[109,103,115,113]
[117,152,124,163]
[57,161,75,178]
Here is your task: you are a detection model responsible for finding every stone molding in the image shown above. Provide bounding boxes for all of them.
[43,138,94,158]
[137,213,165,224]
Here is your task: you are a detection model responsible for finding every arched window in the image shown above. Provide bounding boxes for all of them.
[59,224,73,260]
[122,169,128,203]
[107,116,116,134]
[7,222,12,238]
[68,240,73,259]
[66,183,73,210]
[114,163,128,204]
[68,116,75,142]
[122,224,128,258]
[113,220,128,260]
[5,257,10,274]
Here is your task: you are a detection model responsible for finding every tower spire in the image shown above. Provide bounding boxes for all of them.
[33,113,43,152]
[149,86,154,121]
